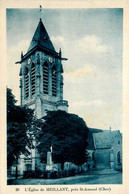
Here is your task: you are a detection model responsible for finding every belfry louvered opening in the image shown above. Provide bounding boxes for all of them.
[31,63,35,96]
[43,62,49,94]
[24,67,29,99]
[52,66,57,96]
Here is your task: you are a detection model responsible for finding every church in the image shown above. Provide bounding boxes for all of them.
[10,13,122,176]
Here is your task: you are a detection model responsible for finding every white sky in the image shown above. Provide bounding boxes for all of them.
[6,8,123,131]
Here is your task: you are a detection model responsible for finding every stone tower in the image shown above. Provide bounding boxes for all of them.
[19,18,68,119]
[16,18,68,174]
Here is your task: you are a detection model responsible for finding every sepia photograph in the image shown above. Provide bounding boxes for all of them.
[6,6,123,186]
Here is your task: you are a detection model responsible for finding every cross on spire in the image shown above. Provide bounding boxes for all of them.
[39,5,42,20]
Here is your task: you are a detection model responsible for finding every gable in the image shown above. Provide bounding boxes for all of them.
[87,128,105,150]
[93,130,121,149]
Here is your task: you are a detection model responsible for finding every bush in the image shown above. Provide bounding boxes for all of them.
[49,171,58,179]
[59,170,69,178]
[23,171,34,178]
[23,170,44,178]
[68,169,75,176]
[43,171,48,179]
[56,169,75,178]
[23,169,76,179]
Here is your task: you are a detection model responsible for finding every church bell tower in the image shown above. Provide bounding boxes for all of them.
[18,18,68,118]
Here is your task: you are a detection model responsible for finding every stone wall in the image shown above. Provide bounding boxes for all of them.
[94,149,110,170]
[112,135,122,171]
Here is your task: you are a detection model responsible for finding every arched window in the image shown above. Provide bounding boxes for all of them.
[117,151,121,165]
[24,67,29,99]
[43,62,49,94]
[52,66,57,96]
[31,63,35,96]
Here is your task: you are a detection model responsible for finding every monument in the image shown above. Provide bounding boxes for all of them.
[46,146,53,171]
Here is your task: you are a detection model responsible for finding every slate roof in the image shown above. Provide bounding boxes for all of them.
[93,130,120,149]
[87,128,104,150]
[27,19,56,54]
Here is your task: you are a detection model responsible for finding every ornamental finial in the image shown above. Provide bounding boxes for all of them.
[39,5,42,20]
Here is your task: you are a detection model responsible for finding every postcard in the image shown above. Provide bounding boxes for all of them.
[0,0,129,194]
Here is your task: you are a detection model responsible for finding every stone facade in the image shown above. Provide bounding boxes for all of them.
[87,128,122,171]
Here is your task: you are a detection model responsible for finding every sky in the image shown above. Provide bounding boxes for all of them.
[6,8,123,131]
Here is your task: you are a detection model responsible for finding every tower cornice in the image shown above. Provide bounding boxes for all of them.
[16,46,67,64]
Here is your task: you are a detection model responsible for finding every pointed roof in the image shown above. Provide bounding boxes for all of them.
[27,18,56,54]
[93,130,121,149]
[87,128,104,150]
[16,18,68,64]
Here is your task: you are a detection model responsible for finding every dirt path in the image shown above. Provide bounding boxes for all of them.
[8,172,122,185]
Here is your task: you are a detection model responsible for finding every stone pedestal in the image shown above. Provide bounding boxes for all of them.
[46,151,53,171]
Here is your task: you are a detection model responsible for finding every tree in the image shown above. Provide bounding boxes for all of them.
[7,88,35,171]
[37,110,89,170]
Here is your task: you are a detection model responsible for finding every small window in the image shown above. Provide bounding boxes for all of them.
[31,63,35,96]
[24,67,29,99]
[52,66,57,96]
[43,62,49,94]
[117,151,121,165]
